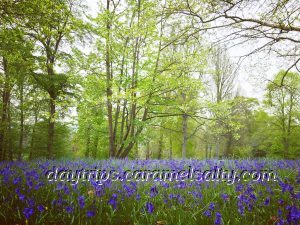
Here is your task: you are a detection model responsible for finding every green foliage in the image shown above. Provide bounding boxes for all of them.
[0,0,299,160]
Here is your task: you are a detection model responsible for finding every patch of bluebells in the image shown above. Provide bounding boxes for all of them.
[145,202,154,214]
[0,159,299,224]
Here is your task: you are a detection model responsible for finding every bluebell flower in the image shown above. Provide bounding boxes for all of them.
[78,195,85,209]
[203,210,211,217]
[276,219,285,225]
[279,181,294,194]
[237,201,244,215]
[286,205,300,224]
[221,194,229,201]
[19,193,25,201]
[209,202,215,211]
[13,176,22,185]
[37,205,45,213]
[136,194,141,201]
[264,197,270,206]
[278,209,283,217]
[176,181,186,189]
[160,182,169,188]
[214,212,222,225]
[150,186,158,198]
[27,198,35,208]
[108,194,118,210]
[26,180,33,189]
[145,202,154,214]
[65,206,74,214]
[86,210,96,217]
[23,207,34,219]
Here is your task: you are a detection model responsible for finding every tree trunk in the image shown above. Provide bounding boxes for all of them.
[18,77,24,160]
[47,97,55,159]
[215,137,220,159]
[182,113,188,158]
[158,132,163,159]
[224,134,232,157]
[85,126,91,157]
[7,101,13,161]
[105,0,115,158]
[135,141,138,159]
[92,136,98,158]
[283,137,289,158]
[29,113,38,160]
[0,57,10,160]
[146,141,150,159]
[169,138,172,159]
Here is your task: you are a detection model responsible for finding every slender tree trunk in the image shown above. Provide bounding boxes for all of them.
[284,93,294,158]
[169,138,172,159]
[29,113,38,160]
[18,77,24,160]
[0,57,10,160]
[224,134,232,157]
[47,96,55,159]
[85,126,91,157]
[146,141,150,159]
[46,52,56,159]
[215,137,220,158]
[205,144,208,159]
[182,113,188,158]
[92,136,98,158]
[105,0,115,158]
[135,141,138,159]
[7,101,13,161]
[283,137,289,158]
[158,132,163,159]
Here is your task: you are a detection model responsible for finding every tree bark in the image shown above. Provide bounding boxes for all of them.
[105,0,115,158]
[224,133,232,157]
[0,57,10,160]
[158,132,163,159]
[18,76,24,160]
[85,126,91,157]
[29,113,38,160]
[47,96,55,159]
[7,100,13,161]
[169,138,172,159]
[46,49,56,159]
[182,113,188,158]
[146,141,150,159]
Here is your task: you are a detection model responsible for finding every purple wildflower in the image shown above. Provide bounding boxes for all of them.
[264,197,270,206]
[214,212,222,225]
[203,210,211,217]
[86,210,96,218]
[37,205,45,213]
[150,186,158,198]
[78,195,85,209]
[65,206,74,214]
[145,202,154,214]
[209,202,215,211]
[23,207,34,219]
[108,194,118,210]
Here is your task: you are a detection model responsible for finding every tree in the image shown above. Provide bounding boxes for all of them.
[174,0,300,84]
[207,46,237,158]
[20,0,83,158]
[265,70,300,158]
[0,26,33,160]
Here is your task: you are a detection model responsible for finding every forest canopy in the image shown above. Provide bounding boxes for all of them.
[0,0,299,160]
